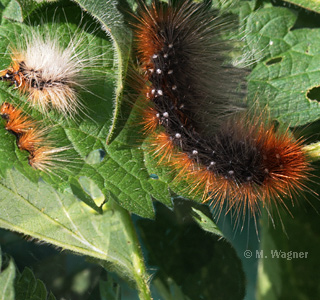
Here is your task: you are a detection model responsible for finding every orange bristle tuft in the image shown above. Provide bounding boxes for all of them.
[134,2,166,75]
[1,102,69,172]
[142,106,160,134]
[150,131,175,163]
[0,102,33,133]
[17,126,46,152]
[0,102,20,119]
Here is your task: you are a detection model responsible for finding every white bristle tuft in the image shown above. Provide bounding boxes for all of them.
[0,21,109,119]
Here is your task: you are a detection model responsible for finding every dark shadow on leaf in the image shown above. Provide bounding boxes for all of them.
[266,57,282,66]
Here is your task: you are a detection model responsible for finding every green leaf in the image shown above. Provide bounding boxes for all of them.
[0,248,59,300]
[152,277,192,300]
[2,0,23,22]
[0,249,15,300]
[15,268,56,300]
[0,169,151,298]
[0,2,170,219]
[283,0,320,14]
[1,0,49,23]
[244,6,320,126]
[71,0,132,143]
[192,207,224,237]
[139,200,245,300]
[257,195,320,299]
[99,278,121,300]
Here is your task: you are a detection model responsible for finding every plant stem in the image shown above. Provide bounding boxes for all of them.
[132,246,152,300]
[109,199,152,300]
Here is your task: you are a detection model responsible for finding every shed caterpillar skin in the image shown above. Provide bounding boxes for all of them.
[0,102,70,172]
[133,0,311,228]
[0,22,101,118]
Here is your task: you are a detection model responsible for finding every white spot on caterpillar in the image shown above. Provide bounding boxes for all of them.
[156,113,160,118]
[168,70,173,75]
[156,69,162,74]
[152,54,158,59]
[163,53,168,58]
[175,133,181,139]
[228,170,234,175]
[151,89,155,94]
[163,112,169,118]
[168,44,173,48]
[157,90,163,95]
[192,150,198,155]
[172,85,177,90]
